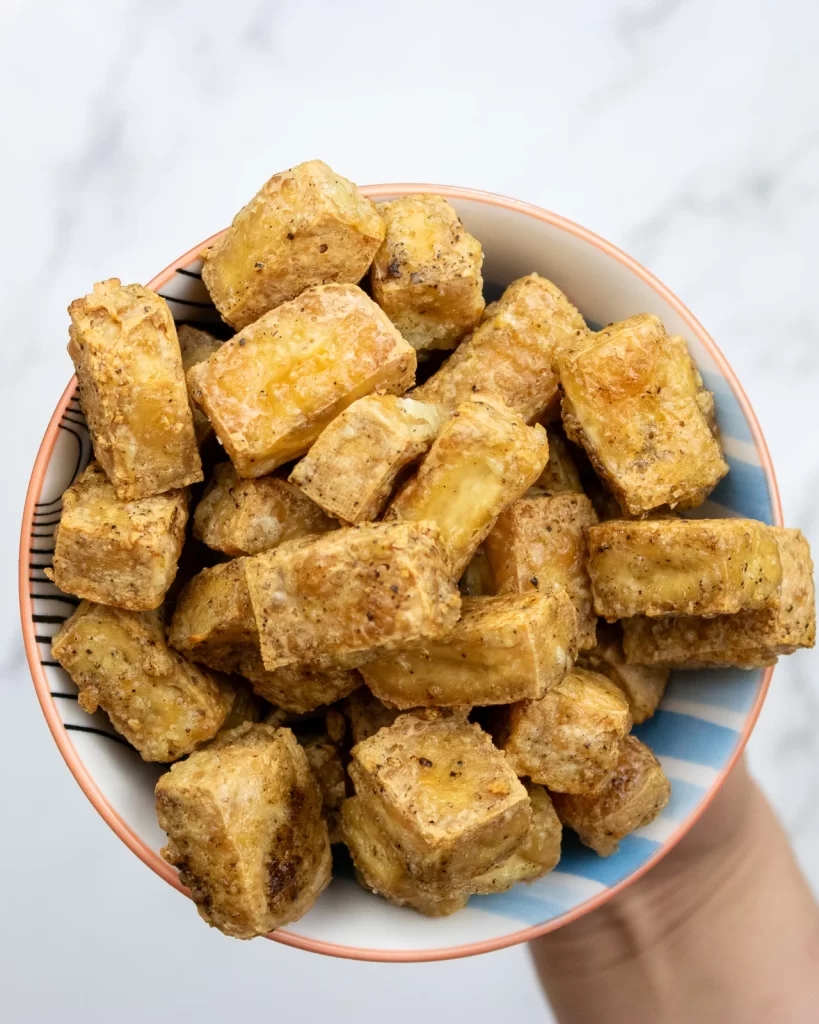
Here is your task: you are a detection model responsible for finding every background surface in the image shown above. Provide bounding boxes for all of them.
[3,1,818,1021]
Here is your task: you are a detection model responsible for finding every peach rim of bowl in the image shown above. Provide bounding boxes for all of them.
[19,183,782,962]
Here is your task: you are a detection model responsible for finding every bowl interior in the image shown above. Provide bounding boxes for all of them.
[24,188,777,960]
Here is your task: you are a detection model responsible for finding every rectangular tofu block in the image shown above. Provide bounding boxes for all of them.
[52,602,233,761]
[370,194,485,353]
[587,518,783,619]
[289,395,442,523]
[201,160,385,329]
[67,279,202,499]
[244,521,461,672]
[177,324,223,445]
[156,724,331,937]
[46,461,188,611]
[557,314,728,515]
[360,591,578,708]
[485,493,598,650]
[413,274,588,420]
[385,395,549,577]
[187,284,417,477]
[579,624,668,723]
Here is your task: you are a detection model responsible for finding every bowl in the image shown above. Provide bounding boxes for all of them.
[20,183,781,961]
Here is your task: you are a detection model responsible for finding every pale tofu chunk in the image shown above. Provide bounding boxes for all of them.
[52,602,233,761]
[289,395,441,523]
[67,279,202,499]
[534,428,583,493]
[579,624,668,724]
[385,395,549,577]
[587,518,783,619]
[201,160,385,329]
[360,591,578,708]
[177,324,222,445]
[300,731,347,844]
[552,735,671,856]
[370,195,485,353]
[46,461,188,611]
[156,723,331,937]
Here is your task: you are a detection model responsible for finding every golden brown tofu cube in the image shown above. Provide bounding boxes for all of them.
[300,732,347,844]
[579,624,668,724]
[45,461,188,611]
[557,314,727,515]
[500,668,632,794]
[249,664,360,715]
[177,325,222,445]
[187,284,416,477]
[458,545,496,596]
[587,518,783,619]
[349,714,531,889]
[413,274,587,420]
[385,395,549,577]
[370,194,484,353]
[552,735,671,856]
[289,395,442,523]
[52,602,233,761]
[156,723,331,937]
[201,160,385,330]
[244,521,461,672]
[360,591,578,708]
[485,493,598,650]
[667,333,719,439]
[68,279,202,500]
[345,686,405,744]
[534,428,583,493]
[194,462,335,557]
[212,679,265,735]
[621,527,815,668]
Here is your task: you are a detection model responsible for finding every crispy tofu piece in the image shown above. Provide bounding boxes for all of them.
[587,518,783,619]
[250,664,360,715]
[361,591,578,708]
[349,714,531,889]
[458,545,496,596]
[201,160,385,330]
[557,314,727,515]
[187,284,416,477]
[213,679,265,734]
[385,395,549,577]
[621,528,815,668]
[289,395,442,524]
[579,624,668,724]
[194,462,335,557]
[485,493,598,650]
[67,279,202,500]
[45,462,188,611]
[300,732,347,844]
[535,428,583,493]
[177,325,222,445]
[244,521,461,672]
[370,195,485,353]
[156,723,331,937]
[52,602,233,761]
[552,735,671,856]
[667,333,719,439]
[500,668,632,794]
[413,274,587,420]
[344,686,404,744]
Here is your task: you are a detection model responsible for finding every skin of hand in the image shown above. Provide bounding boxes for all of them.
[530,758,819,1024]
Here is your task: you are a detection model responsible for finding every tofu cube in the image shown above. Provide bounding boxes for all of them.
[46,461,188,611]
[194,462,335,557]
[485,493,598,650]
[156,723,331,937]
[52,602,233,761]
[289,395,442,524]
[360,591,578,708]
[557,314,728,515]
[370,194,485,353]
[579,624,668,724]
[210,679,265,737]
[587,518,783,619]
[344,686,405,745]
[499,668,632,795]
[385,395,549,577]
[552,735,671,856]
[534,428,583,493]
[300,732,348,844]
[67,279,202,499]
[200,160,385,329]
[249,664,360,715]
[244,521,461,672]
[667,333,719,439]
[177,324,222,445]
[187,284,416,477]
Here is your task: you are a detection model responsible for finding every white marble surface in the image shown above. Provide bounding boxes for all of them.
[3,1,818,1021]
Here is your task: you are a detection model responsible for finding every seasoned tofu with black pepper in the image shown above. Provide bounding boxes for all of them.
[579,624,668,724]
[534,428,583,494]
[299,730,348,844]
[177,324,222,445]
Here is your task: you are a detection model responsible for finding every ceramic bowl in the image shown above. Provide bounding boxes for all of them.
[20,184,780,961]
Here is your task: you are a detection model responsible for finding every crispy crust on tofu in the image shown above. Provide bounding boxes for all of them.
[177,325,222,445]
[587,518,783,619]
[67,279,202,499]
[667,333,719,439]
[370,195,485,353]
[156,724,331,937]
[360,591,578,708]
[201,160,385,329]
[187,284,417,478]
[579,624,668,723]
[249,664,360,715]
[289,395,442,523]
[300,731,347,844]
[535,428,583,493]
[384,395,549,577]
[344,686,405,745]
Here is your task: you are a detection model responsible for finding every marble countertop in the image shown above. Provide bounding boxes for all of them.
[2,1,817,1022]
